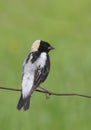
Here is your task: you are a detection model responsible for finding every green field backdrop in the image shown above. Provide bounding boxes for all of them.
[0,0,91,130]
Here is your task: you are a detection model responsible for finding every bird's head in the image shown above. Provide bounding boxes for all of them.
[31,40,54,53]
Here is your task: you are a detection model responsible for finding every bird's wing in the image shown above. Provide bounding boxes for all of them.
[33,55,50,90]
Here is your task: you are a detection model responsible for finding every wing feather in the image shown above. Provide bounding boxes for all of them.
[33,54,50,90]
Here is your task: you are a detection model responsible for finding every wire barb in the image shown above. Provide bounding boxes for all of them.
[0,86,91,99]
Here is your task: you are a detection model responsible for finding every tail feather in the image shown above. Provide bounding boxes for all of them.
[17,95,30,111]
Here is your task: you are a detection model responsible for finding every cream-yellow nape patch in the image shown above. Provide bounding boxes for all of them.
[31,40,41,52]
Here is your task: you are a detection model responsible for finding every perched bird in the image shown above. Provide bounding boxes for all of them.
[17,40,54,111]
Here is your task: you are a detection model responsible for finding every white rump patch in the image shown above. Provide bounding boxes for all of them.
[22,73,34,98]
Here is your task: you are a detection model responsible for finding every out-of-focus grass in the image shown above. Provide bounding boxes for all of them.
[0,0,91,130]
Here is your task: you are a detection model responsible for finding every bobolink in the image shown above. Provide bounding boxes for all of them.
[17,40,54,111]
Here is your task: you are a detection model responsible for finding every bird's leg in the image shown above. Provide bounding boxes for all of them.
[39,86,51,99]
[39,86,46,91]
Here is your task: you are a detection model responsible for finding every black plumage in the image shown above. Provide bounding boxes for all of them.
[17,40,54,111]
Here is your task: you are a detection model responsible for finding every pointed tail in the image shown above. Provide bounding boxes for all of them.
[17,95,31,111]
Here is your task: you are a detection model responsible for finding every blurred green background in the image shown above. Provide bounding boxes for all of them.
[0,0,91,129]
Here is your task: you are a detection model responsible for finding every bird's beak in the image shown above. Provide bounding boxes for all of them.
[48,46,55,50]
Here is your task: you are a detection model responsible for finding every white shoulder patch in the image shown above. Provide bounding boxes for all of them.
[36,52,47,68]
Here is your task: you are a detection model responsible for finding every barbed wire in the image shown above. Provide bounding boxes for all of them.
[0,86,91,99]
